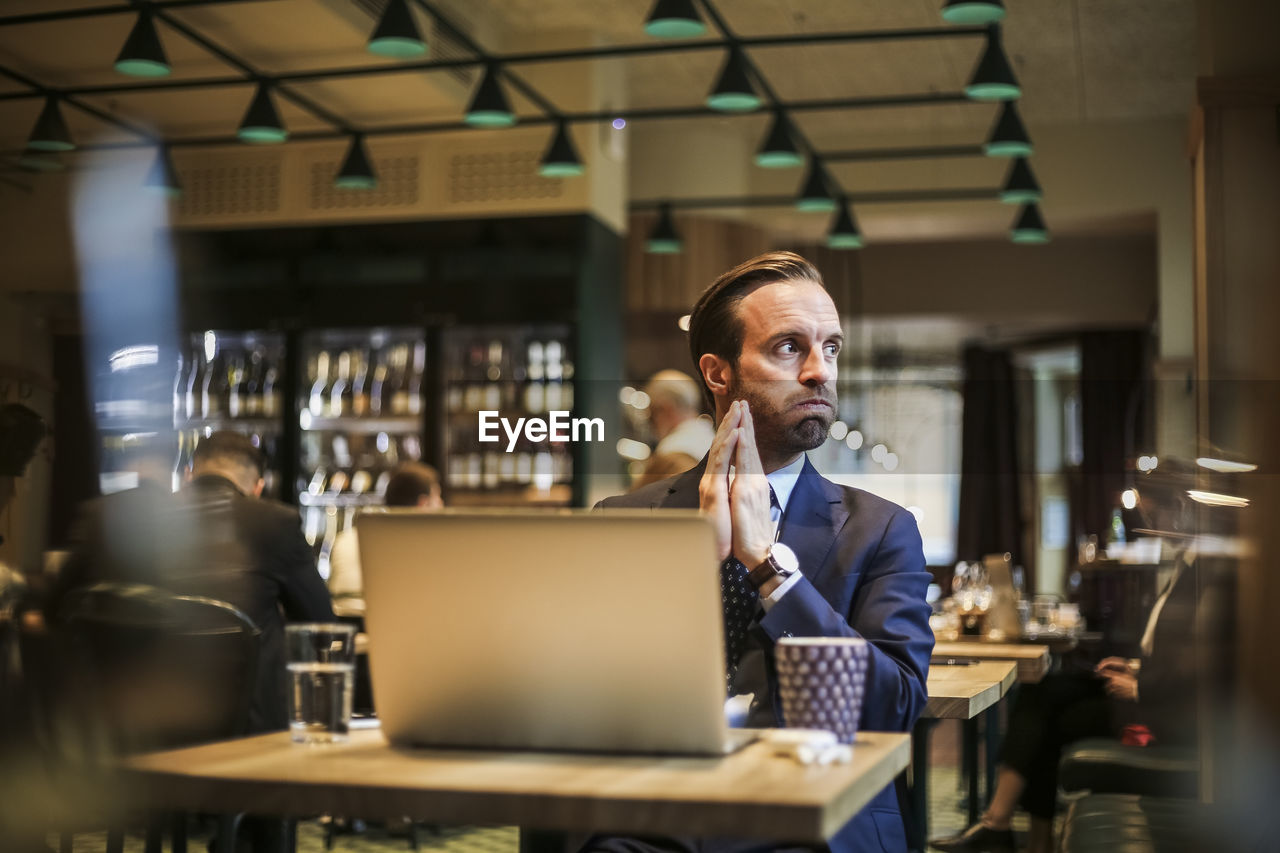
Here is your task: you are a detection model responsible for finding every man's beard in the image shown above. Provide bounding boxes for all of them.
[728,377,836,459]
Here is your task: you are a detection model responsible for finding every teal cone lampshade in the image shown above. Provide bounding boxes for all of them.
[985,101,1032,157]
[335,134,378,190]
[755,112,803,169]
[237,84,288,143]
[646,203,683,254]
[1010,203,1049,243]
[707,47,760,112]
[644,0,706,39]
[466,65,516,128]
[115,11,170,77]
[966,26,1021,101]
[539,122,584,177]
[367,0,427,59]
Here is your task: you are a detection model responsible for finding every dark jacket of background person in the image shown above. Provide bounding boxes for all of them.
[601,456,934,853]
[47,474,334,732]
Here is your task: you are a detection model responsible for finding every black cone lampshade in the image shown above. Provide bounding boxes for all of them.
[237,84,288,143]
[707,47,760,112]
[826,201,863,249]
[1000,158,1041,204]
[966,25,1020,101]
[27,97,74,151]
[335,134,377,190]
[144,144,182,198]
[367,0,427,59]
[466,65,516,128]
[644,0,706,39]
[539,122,584,178]
[796,162,836,212]
[1010,203,1049,243]
[115,11,170,77]
[755,112,803,169]
[646,203,682,254]
[985,101,1032,157]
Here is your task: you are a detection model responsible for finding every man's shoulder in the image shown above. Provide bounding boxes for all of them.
[598,473,684,509]
[814,471,914,525]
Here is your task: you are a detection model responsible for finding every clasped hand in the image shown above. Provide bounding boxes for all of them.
[1094,656,1139,702]
[698,400,775,568]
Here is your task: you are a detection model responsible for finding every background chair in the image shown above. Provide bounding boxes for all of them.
[55,582,262,853]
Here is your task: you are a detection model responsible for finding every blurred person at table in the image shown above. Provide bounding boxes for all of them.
[644,368,715,458]
[932,462,1200,853]
[327,462,443,603]
[593,252,934,853]
[47,430,334,733]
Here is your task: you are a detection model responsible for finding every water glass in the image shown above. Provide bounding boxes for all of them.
[285,623,356,744]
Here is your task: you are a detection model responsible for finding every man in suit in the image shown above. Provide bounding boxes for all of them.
[594,252,934,853]
[48,430,334,733]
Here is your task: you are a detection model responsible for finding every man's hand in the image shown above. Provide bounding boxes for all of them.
[1095,656,1137,676]
[699,400,743,561]
[1101,670,1139,702]
[729,402,776,569]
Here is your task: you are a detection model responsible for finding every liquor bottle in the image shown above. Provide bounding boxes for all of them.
[244,347,264,417]
[172,350,187,425]
[226,354,246,418]
[389,344,410,416]
[368,348,388,416]
[183,345,203,421]
[350,349,370,417]
[329,350,352,417]
[201,353,224,419]
[308,350,331,417]
[406,341,425,416]
[261,356,280,418]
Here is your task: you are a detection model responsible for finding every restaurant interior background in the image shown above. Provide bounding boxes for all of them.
[0,0,1278,837]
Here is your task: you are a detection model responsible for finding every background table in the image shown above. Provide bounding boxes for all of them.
[122,729,910,844]
[933,640,1051,684]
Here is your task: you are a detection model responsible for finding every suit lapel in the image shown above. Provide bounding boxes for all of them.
[658,456,707,510]
[779,458,846,589]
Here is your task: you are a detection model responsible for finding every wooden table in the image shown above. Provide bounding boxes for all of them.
[924,660,1018,721]
[121,729,911,844]
[933,639,1051,684]
[910,660,1018,847]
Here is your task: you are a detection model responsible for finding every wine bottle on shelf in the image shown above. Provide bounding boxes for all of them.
[244,347,264,417]
[368,348,388,416]
[386,345,407,416]
[261,355,280,418]
[172,351,188,425]
[329,350,352,418]
[308,350,331,418]
[406,341,425,416]
[351,349,370,417]
[316,507,339,579]
[184,346,203,421]
[227,354,246,418]
[201,353,224,419]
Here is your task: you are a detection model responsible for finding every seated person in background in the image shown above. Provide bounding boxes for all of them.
[634,369,714,486]
[47,430,334,733]
[327,462,443,601]
[932,464,1199,853]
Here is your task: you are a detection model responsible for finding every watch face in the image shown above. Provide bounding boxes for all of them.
[772,542,799,574]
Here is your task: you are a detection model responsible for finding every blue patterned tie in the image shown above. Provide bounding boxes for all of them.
[720,486,781,695]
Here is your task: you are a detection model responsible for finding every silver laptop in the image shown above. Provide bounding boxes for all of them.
[356,508,755,755]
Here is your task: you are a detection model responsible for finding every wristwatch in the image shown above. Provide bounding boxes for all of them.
[747,542,799,589]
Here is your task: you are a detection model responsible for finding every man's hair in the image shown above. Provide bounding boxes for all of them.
[643,369,703,415]
[192,431,265,478]
[687,251,825,403]
[384,462,441,507]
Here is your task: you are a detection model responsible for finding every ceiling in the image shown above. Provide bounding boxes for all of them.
[0,0,1198,242]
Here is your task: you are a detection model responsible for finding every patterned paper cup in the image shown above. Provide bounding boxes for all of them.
[774,637,870,744]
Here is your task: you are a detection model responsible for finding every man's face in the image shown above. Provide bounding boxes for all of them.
[724,279,841,457]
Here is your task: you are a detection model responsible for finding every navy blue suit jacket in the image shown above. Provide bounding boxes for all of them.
[600,456,934,853]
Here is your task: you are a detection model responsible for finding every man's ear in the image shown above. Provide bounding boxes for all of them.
[698,353,732,400]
